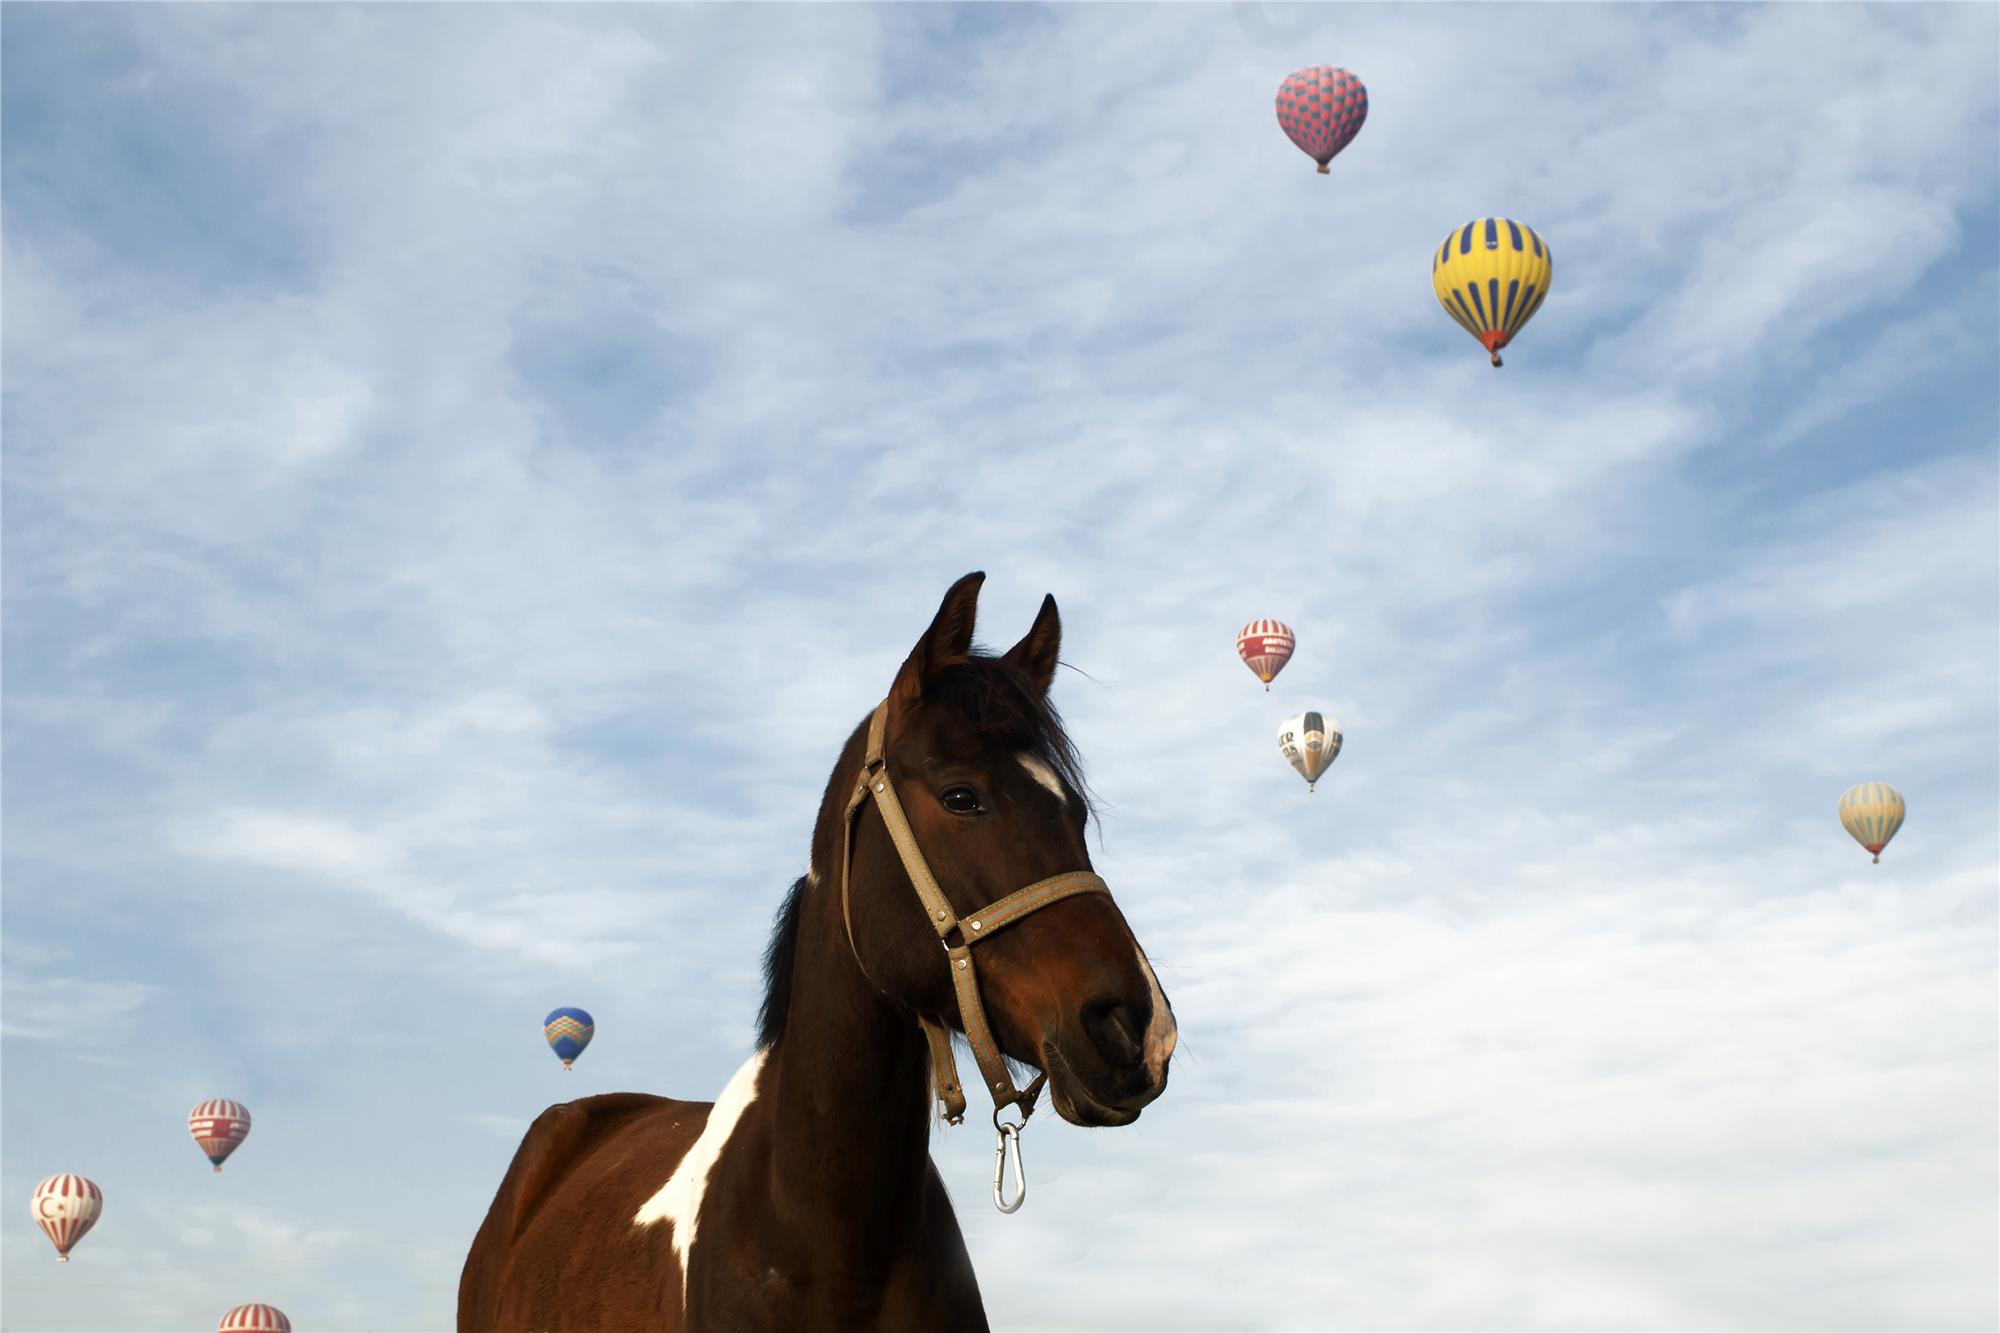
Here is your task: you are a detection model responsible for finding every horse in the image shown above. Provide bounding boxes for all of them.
[458,571,1178,1332]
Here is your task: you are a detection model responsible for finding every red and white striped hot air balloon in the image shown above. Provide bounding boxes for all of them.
[31,1175,102,1261]
[189,1099,253,1172]
[218,1304,291,1333]
[1236,620,1296,691]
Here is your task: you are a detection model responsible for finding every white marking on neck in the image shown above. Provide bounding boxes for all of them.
[1134,946,1178,1078]
[633,1049,769,1311]
[1017,754,1069,806]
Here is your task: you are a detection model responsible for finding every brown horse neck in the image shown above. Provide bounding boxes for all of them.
[752,876,943,1226]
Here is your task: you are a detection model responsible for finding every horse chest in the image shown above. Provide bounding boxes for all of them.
[686,1204,987,1333]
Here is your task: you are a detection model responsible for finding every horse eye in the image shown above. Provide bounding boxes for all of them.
[940,787,984,816]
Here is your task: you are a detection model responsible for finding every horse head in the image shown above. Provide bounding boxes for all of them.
[828,571,1177,1128]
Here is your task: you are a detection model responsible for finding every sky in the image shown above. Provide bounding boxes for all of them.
[2,2,1996,1330]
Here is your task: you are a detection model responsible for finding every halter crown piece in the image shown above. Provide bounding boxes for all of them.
[839,699,1112,1212]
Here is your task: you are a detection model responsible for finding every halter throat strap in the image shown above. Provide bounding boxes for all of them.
[839,699,1110,1125]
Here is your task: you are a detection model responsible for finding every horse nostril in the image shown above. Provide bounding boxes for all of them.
[1078,995,1143,1067]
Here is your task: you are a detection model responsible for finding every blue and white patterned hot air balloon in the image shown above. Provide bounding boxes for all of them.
[543,1008,594,1070]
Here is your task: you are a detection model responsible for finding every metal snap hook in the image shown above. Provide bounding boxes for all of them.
[992,1118,1026,1213]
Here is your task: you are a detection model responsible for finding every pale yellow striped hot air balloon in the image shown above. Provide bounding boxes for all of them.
[1838,782,1905,864]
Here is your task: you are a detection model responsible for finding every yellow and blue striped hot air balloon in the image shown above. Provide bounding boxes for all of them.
[1838,783,1905,864]
[1432,217,1553,367]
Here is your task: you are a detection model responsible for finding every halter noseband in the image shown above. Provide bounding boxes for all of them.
[838,699,1110,1163]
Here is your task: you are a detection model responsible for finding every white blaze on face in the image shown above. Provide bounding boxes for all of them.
[1014,752,1174,1076]
[1017,754,1069,806]
[1134,945,1178,1079]
[633,1049,769,1311]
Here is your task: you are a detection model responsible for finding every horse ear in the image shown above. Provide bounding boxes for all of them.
[889,571,986,716]
[1001,593,1062,696]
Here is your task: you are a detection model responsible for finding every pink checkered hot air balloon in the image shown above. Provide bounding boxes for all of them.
[189,1098,253,1172]
[31,1174,102,1261]
[218,1304,291,1333]
[1237,620,1296,691]
[1275,66,1368,174]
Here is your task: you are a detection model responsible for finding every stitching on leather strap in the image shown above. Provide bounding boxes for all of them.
[962,873,1109,940]
[947,943,1011,1100]
[919,1018,966,1122]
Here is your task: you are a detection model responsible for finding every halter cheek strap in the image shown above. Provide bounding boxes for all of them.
[839,700,1110,1128]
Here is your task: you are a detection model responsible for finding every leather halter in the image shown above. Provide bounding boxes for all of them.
[839,698,1111,1127]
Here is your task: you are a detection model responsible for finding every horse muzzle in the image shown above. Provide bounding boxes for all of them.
[1048,1008,1168,1120]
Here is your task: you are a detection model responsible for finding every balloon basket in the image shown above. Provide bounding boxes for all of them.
[213,1165,223,1174]
[57,1254,69,1263]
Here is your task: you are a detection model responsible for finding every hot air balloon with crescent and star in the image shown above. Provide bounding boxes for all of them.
[1237,620,1296,691]
[189,1099,252,1173]
[218,1303,292,1333]
[1432,217,1553,367]
[31,1175,102,1261]
[1838,783,1905,864]
[1275,65,1368,174]
[1278,711,1342,792]
[544,1007,594,1070]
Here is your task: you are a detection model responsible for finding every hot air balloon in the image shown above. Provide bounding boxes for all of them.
[189,1099,252,1172]
[1432,218,1553,367]
[1237,620,1296,691]
[1275,66,1368,174]
[1838,783,1905,864]
[544,1007,594,1070]
[31,1175,101,1261]
[1278,712,1342,791]
[218,1304,291,1333]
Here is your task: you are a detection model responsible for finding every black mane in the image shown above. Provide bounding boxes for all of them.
[754,652,1092,1051]
[756,875,808,1050]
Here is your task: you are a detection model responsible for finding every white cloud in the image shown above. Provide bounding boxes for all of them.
[1,945,161,1042]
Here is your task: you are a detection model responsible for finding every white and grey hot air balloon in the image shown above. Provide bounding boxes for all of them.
[1278,711,1342,791]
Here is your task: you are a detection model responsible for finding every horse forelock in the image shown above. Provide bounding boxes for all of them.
[924,654,1094,820]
